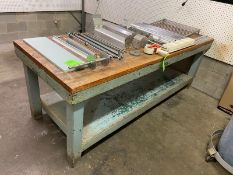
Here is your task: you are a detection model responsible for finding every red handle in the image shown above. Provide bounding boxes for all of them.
[148,43,161,49]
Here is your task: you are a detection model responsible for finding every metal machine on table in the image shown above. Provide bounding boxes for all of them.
[23,18,203,72]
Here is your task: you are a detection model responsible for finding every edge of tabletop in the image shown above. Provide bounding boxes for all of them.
[13,37,214,94]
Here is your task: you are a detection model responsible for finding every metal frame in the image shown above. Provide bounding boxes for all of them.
[15,42,211,167]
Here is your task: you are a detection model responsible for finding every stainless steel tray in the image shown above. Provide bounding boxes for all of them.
[151,19,200,37]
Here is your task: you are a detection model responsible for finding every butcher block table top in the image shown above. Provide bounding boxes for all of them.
[13,36,214,94]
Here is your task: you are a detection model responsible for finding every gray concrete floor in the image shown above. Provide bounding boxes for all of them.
[0,43,231,175]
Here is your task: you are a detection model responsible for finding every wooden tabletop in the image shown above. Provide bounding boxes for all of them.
[14,37,213,94]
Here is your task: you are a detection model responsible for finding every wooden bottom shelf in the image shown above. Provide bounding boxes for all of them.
[41,69,192,151]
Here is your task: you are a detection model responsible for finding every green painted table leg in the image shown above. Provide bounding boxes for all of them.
[66,102,85,167]
[187,52,204,86]
[188,52,203,78]
[23,64,42,120]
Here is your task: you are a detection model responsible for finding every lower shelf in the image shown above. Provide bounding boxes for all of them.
[41,69,192,151]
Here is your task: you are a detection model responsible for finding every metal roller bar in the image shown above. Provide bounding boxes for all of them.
[80,33,120,55]
[70,33,119,58]
[52,36,89,59]
[75,34,118,57]
[84,33,123,53]
[68,34,103,55]
[81,33,124,58]
[68,33,113,59]
[72,33,123,58]
[65,38,96,56]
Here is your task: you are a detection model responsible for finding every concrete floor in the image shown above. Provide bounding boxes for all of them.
[0,43,231,175]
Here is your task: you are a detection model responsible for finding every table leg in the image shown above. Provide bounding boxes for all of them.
[188,52,204,78]
[187,52,204,86]
[23,64,42,120]
[66,102,85,167]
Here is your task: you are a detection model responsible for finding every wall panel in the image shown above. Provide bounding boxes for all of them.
[0,0,81,12]
[85,0,233,65]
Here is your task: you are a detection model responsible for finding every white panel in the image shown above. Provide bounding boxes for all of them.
[85,0,98,14]
[85,0,233,65]
[23,0,81,11]
[0,0,24,12]
[0,0,81,12]
[173,0,233,65]
[24,37,84,72]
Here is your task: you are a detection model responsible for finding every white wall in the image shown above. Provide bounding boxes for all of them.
[2,0,232,65]
[85,0,233,65]
[0,0,81,12]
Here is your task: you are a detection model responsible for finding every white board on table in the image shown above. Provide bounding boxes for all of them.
[24,37,84,72]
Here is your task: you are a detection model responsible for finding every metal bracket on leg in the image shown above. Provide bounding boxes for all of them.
[23,64,42,120]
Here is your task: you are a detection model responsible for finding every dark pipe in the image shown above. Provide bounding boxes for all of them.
[182,0,189,6]
[81,0,86,33]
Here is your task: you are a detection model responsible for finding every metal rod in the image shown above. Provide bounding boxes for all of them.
[84,33,123,52]
[74,35,117,57]
[66,38,96,56]
[81,34,118,54]
[80,33,119,55]
[52,36,89,58]
[72,33,120,58]
[79,36,118,57]
[81,0,86,33]
[69,33,113,58]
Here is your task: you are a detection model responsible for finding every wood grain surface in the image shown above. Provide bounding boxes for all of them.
[13,37,213,94]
